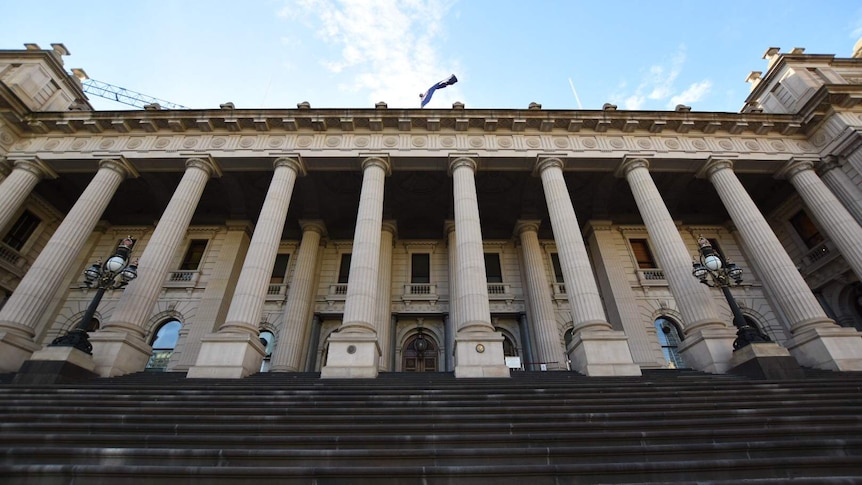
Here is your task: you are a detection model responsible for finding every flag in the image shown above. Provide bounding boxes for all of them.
[419,74,458,108]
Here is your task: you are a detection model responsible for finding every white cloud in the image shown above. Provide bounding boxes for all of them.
[610,45,712,110]
[279,0,461,108]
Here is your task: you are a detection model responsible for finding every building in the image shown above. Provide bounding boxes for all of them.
[2,40,862,382]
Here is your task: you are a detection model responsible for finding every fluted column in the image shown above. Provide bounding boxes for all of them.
[0,158,135,372]
[375,221,396,371]
[0,158,56,236]
[270,220,326,372]
[515,221,565,369]
[90,157,220,377]
[817,156,862,226]
[536,156,640,376]
[188,157,306,378]
[448,156,508,378]
[620,158,735,372]
[321,156,390,378]
[782,158,862,281]
[704,158,862,370]
[444,221,457,371]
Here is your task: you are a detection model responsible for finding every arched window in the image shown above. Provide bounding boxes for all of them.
[502,334,517,357]
[146,319,182,371]
[654,317,686,369]
[259,331,275,372]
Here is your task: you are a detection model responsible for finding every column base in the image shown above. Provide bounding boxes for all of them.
[186,333,265,379]
[0,328,40,372]
[568,330,642,376]
[454,330,510,378]
[90,331,153,377]
[786,325,862,371]
[321,333,381,378]
[13,346,98,385]
[678,326,737,374]
[728,343,804,380]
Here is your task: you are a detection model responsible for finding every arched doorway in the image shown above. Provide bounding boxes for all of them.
[402,331,438,372]
[654,316,686,369]
[145,319,182,371]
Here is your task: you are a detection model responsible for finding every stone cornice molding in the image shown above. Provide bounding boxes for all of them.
[403,241,437,252]
[224,220,254,236]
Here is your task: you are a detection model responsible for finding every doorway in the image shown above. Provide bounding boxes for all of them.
[402,332,438,372]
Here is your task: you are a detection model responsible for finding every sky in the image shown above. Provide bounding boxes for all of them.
[2,1,862,113]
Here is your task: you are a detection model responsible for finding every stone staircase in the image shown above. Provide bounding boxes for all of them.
[1,369,862,484]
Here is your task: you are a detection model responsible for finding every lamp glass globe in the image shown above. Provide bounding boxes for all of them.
[105,256,126,273]
[704,255,722,271]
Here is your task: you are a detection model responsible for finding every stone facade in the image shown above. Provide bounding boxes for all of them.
[2,42,862,378]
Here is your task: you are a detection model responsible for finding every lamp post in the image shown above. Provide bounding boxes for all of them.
[691,236,770,350]
[49,237,138,354]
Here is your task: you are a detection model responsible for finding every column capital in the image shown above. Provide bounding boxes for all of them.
[360,154,391,175]
[381,220,398,237]
[98,157,139,179]
[273,155,307,176]
[817,155,842,175]
[448,154,478,175]
[776,157,818,181]
[185,156,222,178]
[616,157,650,178]
[697,157,735,179]
[534,156,564,175]
[7,156,58,180]
[443,219,456,237]
[299,219,327,237]
[514,219,541,237]
[0,158,10,177]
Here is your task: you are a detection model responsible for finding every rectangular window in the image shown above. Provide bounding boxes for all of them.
[270,254,290,284]
[630,238,657,269]
[790,210,824,249]
[411,253,430,284]
[337,253,352,284]
[484,253,503,283]
[2,210,41,251]
[179,239,208,270]
[550,253,564,283]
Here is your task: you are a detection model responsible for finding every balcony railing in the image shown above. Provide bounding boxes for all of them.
[0,242,27,276]
[164,270,201,288]
[798,239,838,274]
[265,283,289,301]
[325,283,349,303]
[636,268,667,287]
[402,283,438,304]
[552,282,567,300]
[487,283,514,304]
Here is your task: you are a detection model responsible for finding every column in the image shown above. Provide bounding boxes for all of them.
[536,156,640,376]
[0,158,56,236]
[782,158,862,281]
[321,156,390,378]
[449,156,508,378]
[817,156,862,226]
[0,158,135,372]
[188,157,306,378]
[444,220,457,371]
[269,220,326,372]
[704,158,862,371]
[619,158,736,372]
[304,315,322,371]
[89,157,220,376]
[514,220,565,369]
[375,221,396,371]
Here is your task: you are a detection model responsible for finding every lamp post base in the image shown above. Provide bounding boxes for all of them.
[13,346,98,385]
[728,342,805,380]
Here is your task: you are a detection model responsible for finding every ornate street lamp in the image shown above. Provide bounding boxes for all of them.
[50,237,138,354]
[691,236,770,350]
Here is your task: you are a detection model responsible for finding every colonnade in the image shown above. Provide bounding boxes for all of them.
[1,152,861,377]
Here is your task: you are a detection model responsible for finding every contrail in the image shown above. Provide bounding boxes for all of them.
[568,77,583,109]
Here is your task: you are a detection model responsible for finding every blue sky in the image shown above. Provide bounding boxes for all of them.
[3,1,862,113]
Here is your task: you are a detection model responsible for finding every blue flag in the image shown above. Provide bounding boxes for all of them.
[420,74,458,108]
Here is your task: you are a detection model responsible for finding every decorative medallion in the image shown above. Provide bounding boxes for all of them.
[0,130,13,145]
[770,141,786,151]
[44,139,60,150]
[554,137,569,149]
[636,138,652,149]
[692,139,707,150]
[469,136,484,148]
[296,136,313,148]
[665,139,680,149]
[497,136,513,148]
[475,344,485,353]
[743,140,760,151]
[14,139,31,150]
[267,136,285,148]
[325,136,340,147]
[796,141,813,151]
[441,136,455,148]
[211,137,227,148]
[99,139,115,149]
[239,136,255,148]
[609,137,625,149]
[582,137,598,149]
[412,136,427,147]
[182,137,199,149]
[127,138,143,149]
[154,137,171,149]
[354,136,369,148]
[718,139,734,150]
[71,139,87,150]
[526,137,541,148]
[812,132,827,147]
[383,136,398,147]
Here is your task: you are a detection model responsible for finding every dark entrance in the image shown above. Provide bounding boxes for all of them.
[402,332,438,372]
